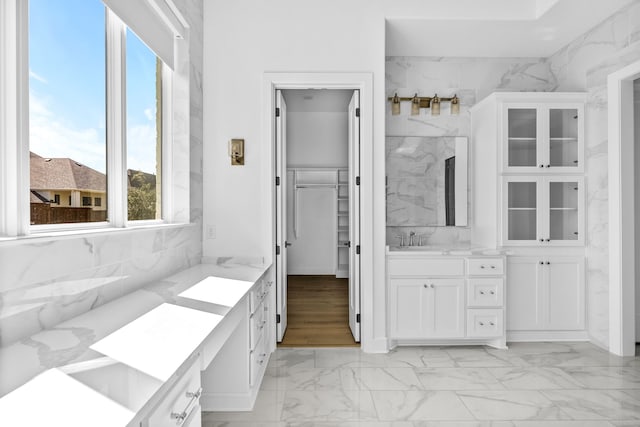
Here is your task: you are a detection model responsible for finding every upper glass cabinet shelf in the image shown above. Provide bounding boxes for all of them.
[503,104,583,173]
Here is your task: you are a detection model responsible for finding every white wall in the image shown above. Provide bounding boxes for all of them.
[287,112,348,168]
[635,78,640,340]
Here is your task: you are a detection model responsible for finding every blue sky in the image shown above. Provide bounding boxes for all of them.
[29,0,158,175]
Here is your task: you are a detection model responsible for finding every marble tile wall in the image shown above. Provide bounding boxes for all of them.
[0,0,204,347]
[386,56,555,246]
[547,0,640,348]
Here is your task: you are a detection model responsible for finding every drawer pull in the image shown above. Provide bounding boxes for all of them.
[479,322,484,326]
[490,265,496,269]
[480,291,485,295]
[170,387,202,426]
[490,290,495,295]
[480,265,485,269]
[490,322,495,326]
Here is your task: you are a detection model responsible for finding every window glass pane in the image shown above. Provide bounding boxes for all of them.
[29,0,107,225]
[126,29,162,221]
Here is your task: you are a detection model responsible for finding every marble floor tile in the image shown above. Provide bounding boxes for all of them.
[287,423,413,427]
[202,423,286,427]
[340,367,423,390]
[512,422,615,427]
[281,390,378,422]
[415,367,505,390]
[414,423,516,427]
[457,390,571,421]
[202,390,285,422]
[489,367,584,390]
[371,390,475,421]
[262,366,343,391]
[542,389,640,420]
[445,347,515,367]
[269,349,316,370]
[562,366,640,389]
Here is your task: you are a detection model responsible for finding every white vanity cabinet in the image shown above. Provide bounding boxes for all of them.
[387,252,506,348]
[144,359,202,427]
[507,256,585,335]
[200,272,276,411]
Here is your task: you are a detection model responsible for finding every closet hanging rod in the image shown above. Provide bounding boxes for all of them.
[295,184,337,189]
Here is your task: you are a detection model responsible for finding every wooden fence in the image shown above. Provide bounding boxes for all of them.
[30,204,107,225]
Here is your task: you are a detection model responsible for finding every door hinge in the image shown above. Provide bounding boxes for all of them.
[276,314,281,323]
[356,245,360,255]
[356,313,361,323]
[276,176,280,186]
[276,245,281,255]
[355,107,360,117]
[356,176,360,186]
[276,107,280,117]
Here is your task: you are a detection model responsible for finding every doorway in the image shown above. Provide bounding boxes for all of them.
[608,60,640,356]
[275,88,361,347]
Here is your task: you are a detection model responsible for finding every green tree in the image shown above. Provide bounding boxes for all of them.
[128,171,156,220]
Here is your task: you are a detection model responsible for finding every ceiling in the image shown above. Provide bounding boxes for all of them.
[386,0,635,57]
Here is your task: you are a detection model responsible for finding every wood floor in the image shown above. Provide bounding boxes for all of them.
[278,275,359,347]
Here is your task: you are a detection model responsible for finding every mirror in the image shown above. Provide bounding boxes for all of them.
[386,136,468,226]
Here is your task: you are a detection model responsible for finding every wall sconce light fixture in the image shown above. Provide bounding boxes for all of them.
[228,138,244,165]
[389,92,460,116]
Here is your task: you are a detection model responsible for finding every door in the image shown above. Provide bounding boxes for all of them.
[545,177,584,245]
[275,90,288,342]
[507,257,544,330]
[545,257,585,330]
[429,279,465,338]
[503,105,540,172]
[348,90,361,342]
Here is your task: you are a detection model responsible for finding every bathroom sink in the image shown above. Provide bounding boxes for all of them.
[59,357,163,413]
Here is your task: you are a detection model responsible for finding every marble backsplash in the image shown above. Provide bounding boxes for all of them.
[386,56,556,246]
[0,0,205,347]
[547,0,640,348]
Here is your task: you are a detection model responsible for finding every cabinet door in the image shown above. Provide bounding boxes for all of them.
[389,279,428,338]
[507,257,544,330]
[544,257,585,330]
[428,279,465,338]
[503,177,543,245]
[546,106,583,172]
[544,177,584,246]
[503,106,541,172]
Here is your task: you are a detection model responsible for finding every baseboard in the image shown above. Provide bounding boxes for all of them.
[391,338,507,350]
[361,336,390,353]
[507,330,589,342]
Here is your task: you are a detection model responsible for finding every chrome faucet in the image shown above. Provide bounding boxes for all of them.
[409,231,416,246]
[396,234,405,247]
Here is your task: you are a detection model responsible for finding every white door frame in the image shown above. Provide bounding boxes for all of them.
[262,72,373,349]
[608,59,640,356]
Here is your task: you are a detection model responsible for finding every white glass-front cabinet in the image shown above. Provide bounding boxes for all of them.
[502,176,584,246]
[503,104,584,173]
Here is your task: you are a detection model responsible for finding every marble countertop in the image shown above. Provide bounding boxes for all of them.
[386,245,509,256]
[0,258,270,423]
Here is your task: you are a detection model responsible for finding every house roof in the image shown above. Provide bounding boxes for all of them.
[30,152,106,192]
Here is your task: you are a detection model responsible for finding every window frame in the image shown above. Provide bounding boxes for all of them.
[0,0,187,239]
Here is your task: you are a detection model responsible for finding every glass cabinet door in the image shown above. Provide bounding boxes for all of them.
[548,179,580,242]
[507,108,538,168]
[548,108,579,168]
[506,180,538,241]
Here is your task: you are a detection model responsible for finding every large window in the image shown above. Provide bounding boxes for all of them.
[1,0,187,237]
[28,0,165,227]
[29,0,107,225]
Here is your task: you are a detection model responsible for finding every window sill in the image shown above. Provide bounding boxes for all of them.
[0,222,197,246]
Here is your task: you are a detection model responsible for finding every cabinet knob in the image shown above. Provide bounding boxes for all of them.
[490,290,495,295]
[545,238,551,242]
[539,239,544,242]
[490,265,496,269]
[546,261,551,265]
[480,265,485,269]
[490,321,495,326]
[479,322,485,326]
[480,291,485,295]
[539,261,544,265]
[430,284,435,288]
[539,164,544,168]
[546,164,551,168]
[423,284,428,288]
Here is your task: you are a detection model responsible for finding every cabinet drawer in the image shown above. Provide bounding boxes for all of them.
[388,258,464,277]
[467,279,503,307]
[250,302,265,351]
[250,279,265,314]
[249,336,267,387]
[468,258,504,275]
[146,360,201,427]
[466,309,503,338]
